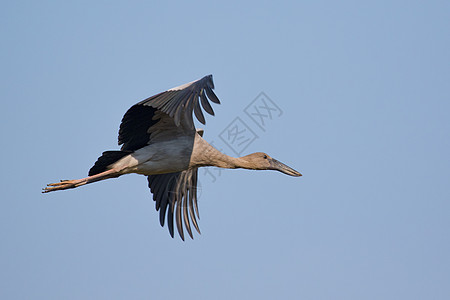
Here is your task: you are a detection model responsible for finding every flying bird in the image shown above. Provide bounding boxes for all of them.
[43,75,301,240]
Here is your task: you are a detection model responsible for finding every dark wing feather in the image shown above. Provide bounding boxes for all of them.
[147,168,201,240]
[200,90,215,115]
[118,75,220,151]
[118,105,158,151]
[136,74,219,128]
[193,98,206,124]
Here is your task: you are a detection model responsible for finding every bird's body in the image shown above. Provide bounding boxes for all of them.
[112,132,224,175]
[114,135,195,175]
[44,75,301,240]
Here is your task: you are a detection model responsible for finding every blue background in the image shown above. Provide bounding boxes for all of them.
[1,1,449,299]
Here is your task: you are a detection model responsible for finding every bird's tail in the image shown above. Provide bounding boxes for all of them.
[88,150,133,176]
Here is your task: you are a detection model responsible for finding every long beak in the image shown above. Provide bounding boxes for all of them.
[269,158,302,177]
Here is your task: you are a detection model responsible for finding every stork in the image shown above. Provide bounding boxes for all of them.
[43,75,302,240]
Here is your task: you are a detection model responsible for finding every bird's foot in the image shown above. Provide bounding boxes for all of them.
[42,179,80,193]
[47,179,76,186]
[42,169,118,194]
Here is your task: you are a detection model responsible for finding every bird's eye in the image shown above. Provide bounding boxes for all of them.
[263,155,267,159]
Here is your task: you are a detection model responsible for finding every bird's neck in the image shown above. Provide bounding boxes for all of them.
[190,135,252,169]
[209,153,251,169]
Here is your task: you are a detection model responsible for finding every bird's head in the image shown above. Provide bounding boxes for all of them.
[240,152,302,177]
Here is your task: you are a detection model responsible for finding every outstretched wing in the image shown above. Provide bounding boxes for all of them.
[147,168,201,240]
[118,74,220,151]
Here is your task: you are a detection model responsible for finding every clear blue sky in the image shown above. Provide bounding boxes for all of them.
[1,1,449,299]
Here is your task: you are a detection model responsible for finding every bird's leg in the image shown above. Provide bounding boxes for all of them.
[42,169,120,193]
